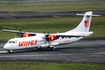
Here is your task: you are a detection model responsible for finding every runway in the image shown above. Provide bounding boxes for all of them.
[0,38,105,64]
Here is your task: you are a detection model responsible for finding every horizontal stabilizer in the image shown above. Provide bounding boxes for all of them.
[76,13,101,16]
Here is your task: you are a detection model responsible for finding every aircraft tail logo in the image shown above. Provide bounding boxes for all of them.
[84,20,89,28]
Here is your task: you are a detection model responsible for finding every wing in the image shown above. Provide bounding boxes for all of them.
[2,29,25,34]
[55,32,93,37]
[2,29,38,37]
[56,35,85,37]
[45,33,85,41]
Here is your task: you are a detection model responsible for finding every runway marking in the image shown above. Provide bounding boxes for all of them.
[0,52,105,58]
[0,51,8,53]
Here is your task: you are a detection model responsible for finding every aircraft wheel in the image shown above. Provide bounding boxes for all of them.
[51,47,56,51]
[37,46,41,50]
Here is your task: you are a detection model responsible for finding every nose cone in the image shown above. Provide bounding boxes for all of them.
[4,43,12,50]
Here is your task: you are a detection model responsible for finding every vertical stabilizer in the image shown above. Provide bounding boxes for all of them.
[66,11,93,32]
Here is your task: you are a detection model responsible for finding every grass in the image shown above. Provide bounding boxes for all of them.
[0,2,105,13]
[0,16,105,41]
[0,61,105,70]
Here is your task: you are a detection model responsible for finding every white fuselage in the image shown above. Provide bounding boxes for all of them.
[4,32,87,50]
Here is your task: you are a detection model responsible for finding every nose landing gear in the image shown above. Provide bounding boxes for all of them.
[8,50,13,53]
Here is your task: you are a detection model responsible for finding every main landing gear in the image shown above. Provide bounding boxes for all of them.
[37,46,56,51]
[50,47,56,51]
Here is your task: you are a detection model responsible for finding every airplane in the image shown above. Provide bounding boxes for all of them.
[2,11,100,53]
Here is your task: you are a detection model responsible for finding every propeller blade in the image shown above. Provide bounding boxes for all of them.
[16,29,23,37]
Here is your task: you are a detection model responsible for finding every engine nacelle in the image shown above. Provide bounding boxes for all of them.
[48,35,59,41]
[23,33,30,37]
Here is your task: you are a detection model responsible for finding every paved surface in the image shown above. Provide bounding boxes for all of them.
[0,39,105,64]
[0,11,104,19]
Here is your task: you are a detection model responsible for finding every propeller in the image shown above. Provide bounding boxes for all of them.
[17,29,24,37]
[45,32,51,47]
[44,31,50,41]
[44,33,58,50]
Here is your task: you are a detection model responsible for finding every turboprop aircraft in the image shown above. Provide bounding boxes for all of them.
[2,11,100,53]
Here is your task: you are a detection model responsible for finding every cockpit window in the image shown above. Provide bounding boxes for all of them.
[8,41,15,43]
